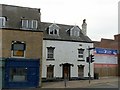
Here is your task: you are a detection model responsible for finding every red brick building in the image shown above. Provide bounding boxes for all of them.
[94,34,119,77]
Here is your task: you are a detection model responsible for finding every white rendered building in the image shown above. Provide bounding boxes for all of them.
[41,20,94,80]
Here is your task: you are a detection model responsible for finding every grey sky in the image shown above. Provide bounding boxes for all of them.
[0,0,119,41]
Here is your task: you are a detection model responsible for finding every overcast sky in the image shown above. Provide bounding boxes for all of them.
[0,0,119,41]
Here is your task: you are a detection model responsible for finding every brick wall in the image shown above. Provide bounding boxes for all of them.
[94,64,118,77]
[94,34,119,77]
[2,29,43,59]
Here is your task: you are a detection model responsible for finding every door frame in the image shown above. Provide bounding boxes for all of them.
[78,65,84,78]
[63,64,70,79]
[60,63,73,80]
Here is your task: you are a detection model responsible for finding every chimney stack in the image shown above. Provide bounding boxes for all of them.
[82,19,87,36]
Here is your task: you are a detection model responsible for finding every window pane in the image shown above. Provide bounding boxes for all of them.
[78,49,84,54]
[48,49,53,53]
[54,29,57,34]
[28,20,32,28]
[13,50,24,57]
[22,20,28,28]
[0,17,6,27]
[10,68,27,82]
[78,55,83,58]
[47,48,54,59]
[48,48,54,53]
[48,54,53,58]
[13,43,25,50]
[12,42,26,57]
[32,20,38,29]
[50,30,53,34]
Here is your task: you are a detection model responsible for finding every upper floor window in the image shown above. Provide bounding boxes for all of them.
[11,41,26,57]
[32,20,38,29]
[22,20,28,29]
[78,49,84,59]
[70,26,80,37]
[49,29,58,35]
[47,23,59,35]
[0,17,6,28]
[47,47,55,60]
[21,19,38,29]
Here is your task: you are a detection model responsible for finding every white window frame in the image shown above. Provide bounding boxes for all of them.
[0,17,6,27]
[21,20,38,29]
[49,29,58,35]
[74,30,80,36]
[78,49,84,60]
[11,41,26,58]
[70,26,80,37]
[32,20,38,29]
[48,24,59,35]
[47,47,55,60]
[28,20,32,29]
[22,20,28,29]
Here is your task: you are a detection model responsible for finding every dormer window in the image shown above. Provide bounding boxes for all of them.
[50,29,53,34]
[54,29,57,34]
[49,29,58,35]
[21,19,38,29]
[22,20,28,29]
[70,26,80,37]
[32,20,38,29]
[0,17,6,28]
[47,23,59,35]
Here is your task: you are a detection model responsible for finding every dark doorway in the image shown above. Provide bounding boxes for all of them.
[63,63,70,80]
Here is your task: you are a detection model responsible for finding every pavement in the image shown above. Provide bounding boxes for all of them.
[42,76,119,88]
[2,76,119,89]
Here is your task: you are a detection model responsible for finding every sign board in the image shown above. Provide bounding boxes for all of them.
[95,48,117,55]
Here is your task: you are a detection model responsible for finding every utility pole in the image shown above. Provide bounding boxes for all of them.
[87,47,95,84]
[88,46,91,84]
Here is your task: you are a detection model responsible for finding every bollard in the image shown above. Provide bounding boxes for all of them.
[64,78,67,87]
[64,73,67,88]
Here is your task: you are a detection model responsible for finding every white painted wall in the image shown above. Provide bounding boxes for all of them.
[42,40,94,78]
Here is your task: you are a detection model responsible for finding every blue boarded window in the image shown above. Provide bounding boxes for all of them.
[9,68,27,82]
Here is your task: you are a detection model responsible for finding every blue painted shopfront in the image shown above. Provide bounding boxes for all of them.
[4,58,40,89]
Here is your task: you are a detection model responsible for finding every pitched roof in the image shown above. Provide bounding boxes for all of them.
[0,4,42,31]
[41,22,92,43]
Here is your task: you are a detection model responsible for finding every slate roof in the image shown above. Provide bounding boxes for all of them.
[41,22,92,43]
[0,4,42,31]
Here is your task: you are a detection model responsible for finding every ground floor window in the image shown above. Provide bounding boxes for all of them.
[78,65,84,78]
[9,68,27,82]
[47,65,54,79]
